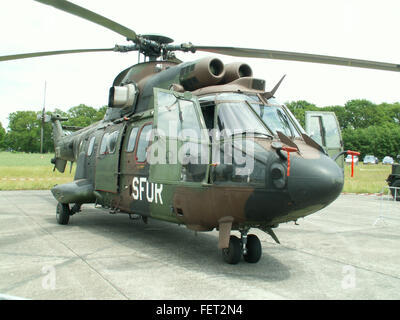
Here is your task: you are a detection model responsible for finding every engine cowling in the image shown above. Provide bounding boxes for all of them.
[179,57,225,91]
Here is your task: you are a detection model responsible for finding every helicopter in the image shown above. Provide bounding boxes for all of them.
[1,0,400,264]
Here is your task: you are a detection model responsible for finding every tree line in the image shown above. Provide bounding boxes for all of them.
[0,104,107,153]
[0,100,399,159]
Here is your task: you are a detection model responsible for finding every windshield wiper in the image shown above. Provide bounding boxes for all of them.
[228,131,273,139]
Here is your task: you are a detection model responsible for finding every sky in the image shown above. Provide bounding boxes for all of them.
[1,0,400,129]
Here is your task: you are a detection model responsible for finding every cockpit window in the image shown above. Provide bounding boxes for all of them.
[199,92,303,138]
[217,102,270,137]
[283,105,306,134]
[157,92,203,141]
[251,104,301,137]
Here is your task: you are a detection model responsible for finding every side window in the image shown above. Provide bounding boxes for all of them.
[308,116,324,146]
[99,130,119,155]
[136,124,153,163]
[323,116,341,148]
[87,136,96,156]
[99,132,109,155]
[108,131,119,154]
[126,127,139,152]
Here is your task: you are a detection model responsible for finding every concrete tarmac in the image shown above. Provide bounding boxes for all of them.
[0,190,399,300]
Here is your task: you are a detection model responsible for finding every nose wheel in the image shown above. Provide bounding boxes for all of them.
[222,231,262,264]
[243,234,262,263]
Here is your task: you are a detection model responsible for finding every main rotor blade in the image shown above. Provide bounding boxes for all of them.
[0,48,115,62]
[34,0,138,42]
[195,46,400,73]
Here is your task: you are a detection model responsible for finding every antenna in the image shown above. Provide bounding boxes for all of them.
[40,81,46,154]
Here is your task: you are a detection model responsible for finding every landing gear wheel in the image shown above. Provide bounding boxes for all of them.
[56,202,70,225]
[222,235,242,264]
[243,234,262,263]
[390,181,400,201]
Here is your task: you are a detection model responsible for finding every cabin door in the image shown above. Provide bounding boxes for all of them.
[118,121,153,215]
[150,88,210,184]
[94,123,126,193]
[149,88,210,221]
[305,111,344,167]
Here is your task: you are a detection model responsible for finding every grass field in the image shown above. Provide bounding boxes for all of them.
[0,152,75,190]
[0,152,393,193]
[342,163,391,194]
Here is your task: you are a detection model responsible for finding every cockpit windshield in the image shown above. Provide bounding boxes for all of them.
[199,92,304,138]
[250,103,300,137]
[217,101,271,138]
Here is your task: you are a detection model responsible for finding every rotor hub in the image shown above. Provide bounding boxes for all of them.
[136,34,175,60]
[141,34,174,45]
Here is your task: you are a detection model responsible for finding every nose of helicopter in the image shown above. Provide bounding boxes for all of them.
[287,155,344,210]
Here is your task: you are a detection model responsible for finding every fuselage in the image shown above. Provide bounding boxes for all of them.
[50,58,344,232]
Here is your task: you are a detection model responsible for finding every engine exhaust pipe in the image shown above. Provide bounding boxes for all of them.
[223,62,253,83]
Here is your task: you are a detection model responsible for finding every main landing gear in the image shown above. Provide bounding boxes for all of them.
[222,230,262,264]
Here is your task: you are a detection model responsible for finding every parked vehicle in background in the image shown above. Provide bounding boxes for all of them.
[387,164,400,201]
[363,155,378,164]
[345,154,359,165]
[382,156,394,165]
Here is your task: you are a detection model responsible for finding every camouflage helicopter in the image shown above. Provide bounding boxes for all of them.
[2,0,400,264]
